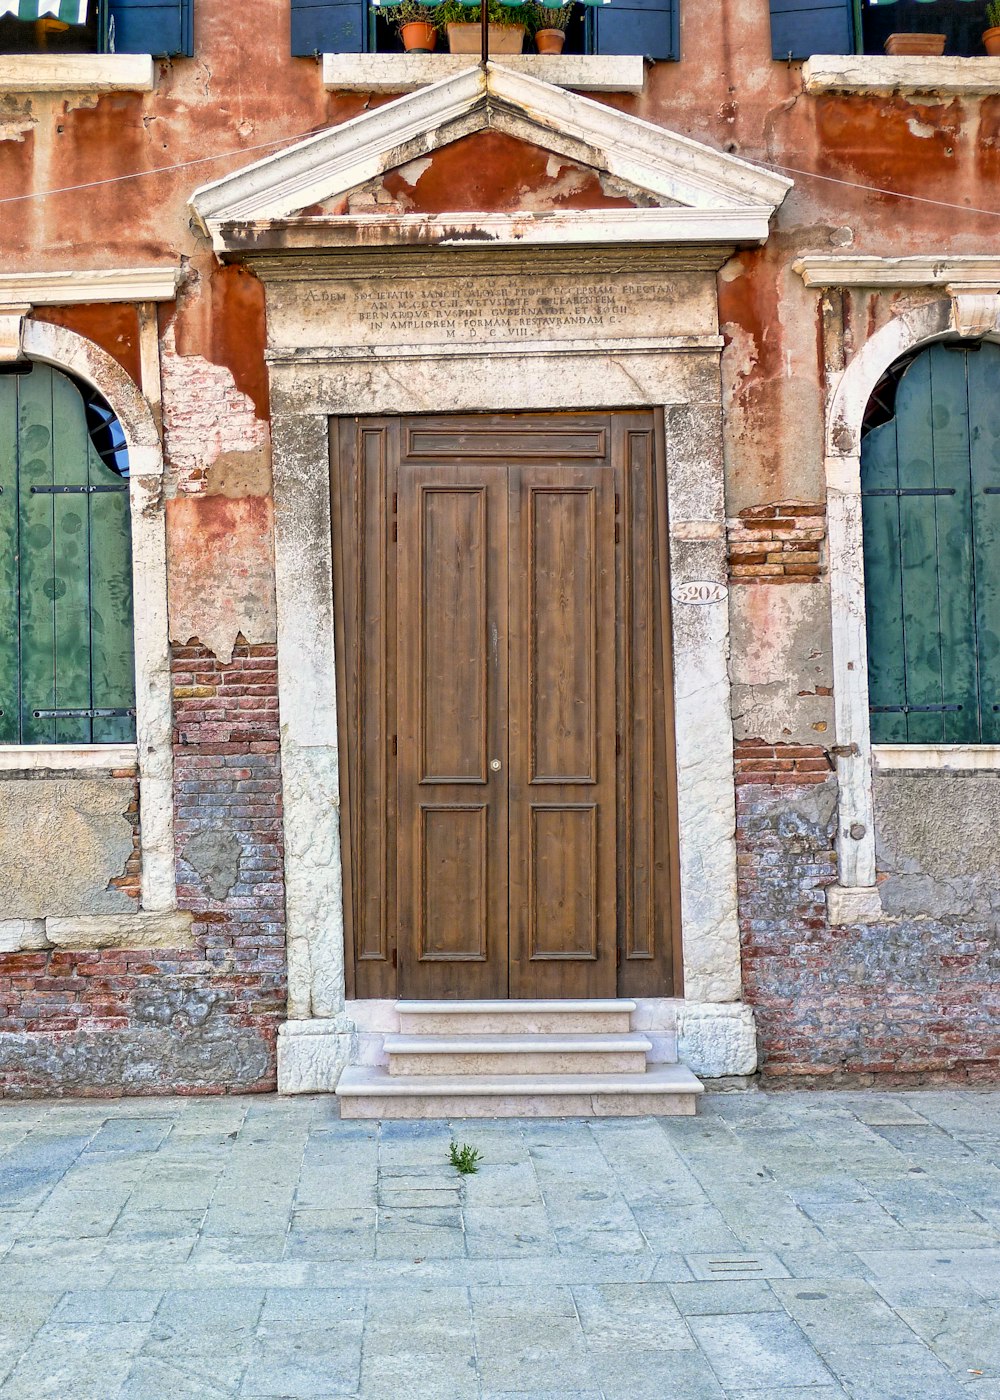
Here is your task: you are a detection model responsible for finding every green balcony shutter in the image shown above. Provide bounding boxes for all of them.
[0,364,135,747]
[769,0,854,59]
[105,0,193,56]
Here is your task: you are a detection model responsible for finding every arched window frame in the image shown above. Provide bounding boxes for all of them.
[822,289,1000,918]
[0,314,175,913]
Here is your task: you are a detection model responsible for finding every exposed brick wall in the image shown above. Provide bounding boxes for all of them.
[735,741,832,786]
[728,502,826,584]
[107,772,142,901]
[171,638,286,1090]
[0,639,286,1098]
[738,760,1000,1087]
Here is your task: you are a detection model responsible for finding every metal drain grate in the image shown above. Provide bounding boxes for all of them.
[685,1252,790,1281]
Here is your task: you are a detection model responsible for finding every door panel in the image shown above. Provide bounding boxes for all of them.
[331,411,680,1001]
[508,465,618,998]
[396,463,508,998]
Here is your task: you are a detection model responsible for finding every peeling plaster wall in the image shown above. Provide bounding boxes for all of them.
[0,778,138,919]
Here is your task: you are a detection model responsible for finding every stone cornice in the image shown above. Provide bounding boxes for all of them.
[803,55,1000,96]
[0,266,182,308]
[0,53,154,94]
[794,255,1000,288]
[219,209,774,257]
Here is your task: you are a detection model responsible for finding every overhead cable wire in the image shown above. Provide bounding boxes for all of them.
[1,137,999,220]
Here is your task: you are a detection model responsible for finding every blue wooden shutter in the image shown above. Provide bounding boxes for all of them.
[594,0,677,61]
[769,0,854,59]
[291,0,365,55]
[105,0,193,55]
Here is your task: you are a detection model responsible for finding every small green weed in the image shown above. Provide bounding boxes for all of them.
[449,1141,482,1175]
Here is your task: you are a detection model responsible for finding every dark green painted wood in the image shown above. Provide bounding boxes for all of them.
[969,345,1000,744]
[52,370,92,746]
[894,351,947,742]
[0,377,18,745]
[863,342,1000,746]
[2,363,135,746]
[18,366,57,745]
[88,424,135,745]
[861,418,907,743]
[926,347,978,743]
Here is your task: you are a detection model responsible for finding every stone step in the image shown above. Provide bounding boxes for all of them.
[384,1031,653,1077]
[395,998,637,1035]
[336,1063,703,1119]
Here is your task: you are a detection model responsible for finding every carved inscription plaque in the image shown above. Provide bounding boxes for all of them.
[279,271,714,350]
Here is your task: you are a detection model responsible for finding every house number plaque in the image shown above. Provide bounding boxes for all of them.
[672,580,728,605]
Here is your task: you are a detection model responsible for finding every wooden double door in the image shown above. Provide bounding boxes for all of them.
[332,412,680,1001]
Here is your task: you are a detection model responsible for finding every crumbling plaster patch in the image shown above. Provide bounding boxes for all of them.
[0,779,137,920]
[181,828,242,902]
[166,493,277,663]
[730,585,833,744]
[875,771,1000,920]
[160,321,270,497]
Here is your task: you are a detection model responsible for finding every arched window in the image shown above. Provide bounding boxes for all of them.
[0,361,135,745]
[862,340,1000,745]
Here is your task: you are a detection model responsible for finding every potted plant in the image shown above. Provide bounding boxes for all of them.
[393,0,441,50]
[529,0,572,53]
[437,0,527,54]
[985,0,1000,54]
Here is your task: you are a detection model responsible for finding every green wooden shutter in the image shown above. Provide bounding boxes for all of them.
[968,345,1000,744]
[862,342,1000,745]
[0,364,135,746]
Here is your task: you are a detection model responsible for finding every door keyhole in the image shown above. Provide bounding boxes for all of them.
[490,758,502,772]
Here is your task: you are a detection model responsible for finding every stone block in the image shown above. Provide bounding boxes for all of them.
[44,911,195,950]
[677,1001,758,1078]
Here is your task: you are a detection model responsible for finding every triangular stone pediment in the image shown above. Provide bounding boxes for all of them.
[191,63,792,255]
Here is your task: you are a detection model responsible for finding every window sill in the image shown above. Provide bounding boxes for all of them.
[322,52,644,93]
[803,54,1000,96]
[0,744,137,774]
[873,744,1000,771]
[0,53,154,94]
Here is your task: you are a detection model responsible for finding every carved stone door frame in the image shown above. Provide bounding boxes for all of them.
[255,245,755,1091]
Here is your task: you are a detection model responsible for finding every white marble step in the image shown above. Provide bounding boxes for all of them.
[385,1031,653,1077]
[336,1063,703,1119]
[396,999,637,1035]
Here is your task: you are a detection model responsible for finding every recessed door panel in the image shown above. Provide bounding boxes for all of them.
[529,487,598,783]
[419,805,488,960]
[420,486,488,782]
[528,804,599,961]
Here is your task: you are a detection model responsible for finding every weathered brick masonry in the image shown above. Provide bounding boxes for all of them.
[727,503,826,584]
[0,641,285,1098]
[737,742,1000,1086]
[171,639,287,1092]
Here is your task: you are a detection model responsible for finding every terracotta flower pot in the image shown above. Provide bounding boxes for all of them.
[446,21,525,53]
[984,25,1000,55]
[883,32,946,56]
[400,19,437,50]
[534,26,565,53]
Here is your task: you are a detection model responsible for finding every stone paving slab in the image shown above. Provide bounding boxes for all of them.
[3,1089,1000,1395]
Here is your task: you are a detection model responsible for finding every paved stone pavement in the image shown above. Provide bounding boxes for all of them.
[4,1090,1000,1398]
